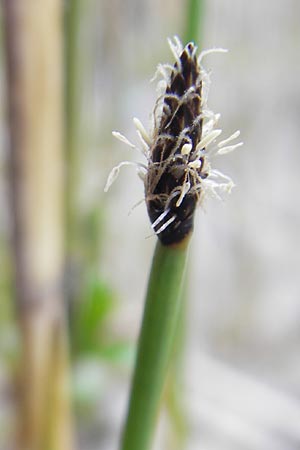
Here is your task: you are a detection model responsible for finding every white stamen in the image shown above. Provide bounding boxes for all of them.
[200,72,211,106]
[218,130,240,147]
[202,120,214,136]
[135,130,150,157]
[112,131,135,149]
[188,160,201,169]
[106,39,240,224]
[196,129,222,151]
[137,166,148,181]
[202,113,221,136]
[198,48,228,64]
[155,216,176,235]
[151,208,171,229]
[176,182,191,207]
[202,109,218,120]
[217,142,243,155]
[104,161,146,192]
[133,117,151,146]
[181,143,193,155]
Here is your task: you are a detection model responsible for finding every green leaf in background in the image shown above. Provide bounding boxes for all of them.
[98,342,135,366]
[72,276,115,356]
[71,275,135,368]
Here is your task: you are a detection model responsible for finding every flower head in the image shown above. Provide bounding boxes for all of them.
[105,37,243,245]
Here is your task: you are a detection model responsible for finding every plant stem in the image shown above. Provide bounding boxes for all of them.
[120,238,190,450]
[184,0,205,44]
[165,4,205,448]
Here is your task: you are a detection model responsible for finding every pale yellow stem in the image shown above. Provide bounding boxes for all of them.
[3,1,73,449]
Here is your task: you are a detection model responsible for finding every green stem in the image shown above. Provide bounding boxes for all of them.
[120,238,190,450]
[164,5,205,448]
[184,0,205,44]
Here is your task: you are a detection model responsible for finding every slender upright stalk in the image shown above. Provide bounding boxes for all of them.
[120,238,190,450]
[110,33,240,450]
[3,1,73,449]
[184,0,205,44]
[165,3,205,448]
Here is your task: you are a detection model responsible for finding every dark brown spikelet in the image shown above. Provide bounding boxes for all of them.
[145,42,207,246]
[106,39,240,240]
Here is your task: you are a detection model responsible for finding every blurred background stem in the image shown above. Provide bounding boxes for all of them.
[184,0,205,44]
[3,1,73,449]
[121,239,189,450]
[65,0,81,276]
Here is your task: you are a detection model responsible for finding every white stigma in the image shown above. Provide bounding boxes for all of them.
[167,37,182,69]
[198,48,228,64]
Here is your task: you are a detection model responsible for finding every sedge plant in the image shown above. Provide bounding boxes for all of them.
[105,37,242,450]
[165,3,206,447]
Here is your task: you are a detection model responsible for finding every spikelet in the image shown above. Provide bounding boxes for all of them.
[105,37,243,245]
